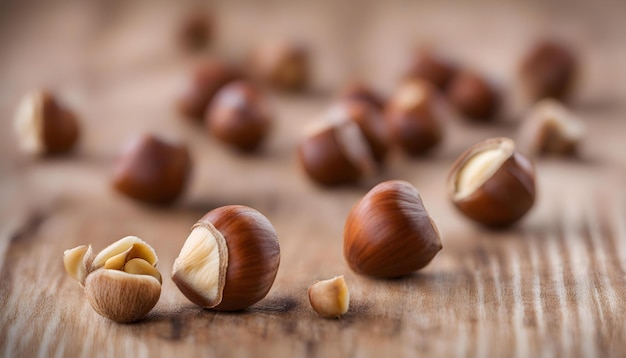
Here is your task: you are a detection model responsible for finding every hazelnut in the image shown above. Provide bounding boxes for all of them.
[340,81,386,110]
[343,180,442,278]
[448,137,536,227]
[308,276,349,318]
[385,79,445,156]
[519,39,577,101]
[517,99,584,157]
[446,70,500,122]
[172,205,280,311]
[14,89,80,156]
[206,81,272,152]
[249,41,309,92]
[178,12,212,52]
[176,58,240,120]
[63,236,162,323]
[112,134,191,204]
[404,48,457,90]
[298,103,385,186]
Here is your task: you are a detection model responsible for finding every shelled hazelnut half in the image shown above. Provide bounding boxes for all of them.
[206,81,272,152]
[448,137,536,227]
[517,99,584,157]
[249,40,309,92]
[344,180,442,278]
[446,70,500,122]
[308,276,349,318]
[14,89,80,156]
[404,47,457,91]
[298,101,387,186]
[385,79,445,156]
[112,134,191,205]
[172,205,280,311]
[63,236,161,323]
[176,58,241,120]
[518,39,578,102]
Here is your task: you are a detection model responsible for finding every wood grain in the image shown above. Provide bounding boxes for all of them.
[1,0,626,357]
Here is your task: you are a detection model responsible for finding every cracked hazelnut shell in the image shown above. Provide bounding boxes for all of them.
[172,205,280,311]
[447,70,500,122]
[385,79,445,155]
[448,137,536,227]
[206,81,272,152]
[344,180,442,278]
[112,134,191,204]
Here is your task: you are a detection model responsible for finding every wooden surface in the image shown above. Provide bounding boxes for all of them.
[1,0,626,357]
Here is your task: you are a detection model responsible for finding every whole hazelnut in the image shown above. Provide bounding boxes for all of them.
[340,81,386,110]
[176,58,240,120]
[519,39,577,101]
[112,134,191,204]
[385,79,445,156]
[308,276,350,318]
[172,205,281,311]
[446,70,500,122]
[178,12,212,52]
[404,48,457,90]
[517,99,584,157]
[63,236,162,323]
[448,137,536,227]
[343,180,442,278]
[249,41,309,92]
[298,102,387,186]
[206,81,272,152]
[14,90,80,156]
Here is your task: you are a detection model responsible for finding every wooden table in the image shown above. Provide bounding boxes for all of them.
[1,1,626,356]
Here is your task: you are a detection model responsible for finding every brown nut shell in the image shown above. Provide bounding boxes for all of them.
[343,180,442,278]
[172,205,281,311]
[249,41,309,92]
[177,58,240,120]
[404,48,457,90]
[112,134,191,204]
[340,99,390,163]
[84,269,161,323]
[206,81,272,152]
[385,79,444,156]
[519,39,577,101]
[448,137,536,227]
[14,90,80,156]
[446,70,500,122]
[340,81,386,110]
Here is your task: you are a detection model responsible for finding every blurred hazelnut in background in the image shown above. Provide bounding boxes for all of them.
[176,58,241,120]
[14,89,80,156]
[339,81,386,110]
[177,11,212,52]
[403,47,457,91]
[518,39,578,102]
[206,81,273,152]
[446,70,501,122]
[249,40,310,92]
[385,79,446,156]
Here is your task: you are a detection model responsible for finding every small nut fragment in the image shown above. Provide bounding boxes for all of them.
[63,236,161,323]
[517,99,584,157]
[14,90,80,156]
[308,276,350,318]
[448,137,536,227]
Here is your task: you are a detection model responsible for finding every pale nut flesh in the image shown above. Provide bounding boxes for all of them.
[14,91,45,155]
[308,276,350,318]
[171,222,228,308]
[63,236,161,322]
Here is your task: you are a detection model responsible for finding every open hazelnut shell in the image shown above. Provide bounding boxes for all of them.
[448,137,536,227]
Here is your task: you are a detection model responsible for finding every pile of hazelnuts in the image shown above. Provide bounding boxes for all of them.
[14,10,582,321]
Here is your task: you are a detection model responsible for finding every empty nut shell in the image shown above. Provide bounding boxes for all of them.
[343,180,442,278]
[14,90,80,156]
[519,39,577,101]
[206,81,272,152]
[385,79,445,155]
[172,205,280,311]
[447,70,500,122]
[112,134,191,204]
[448,137,536,227]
